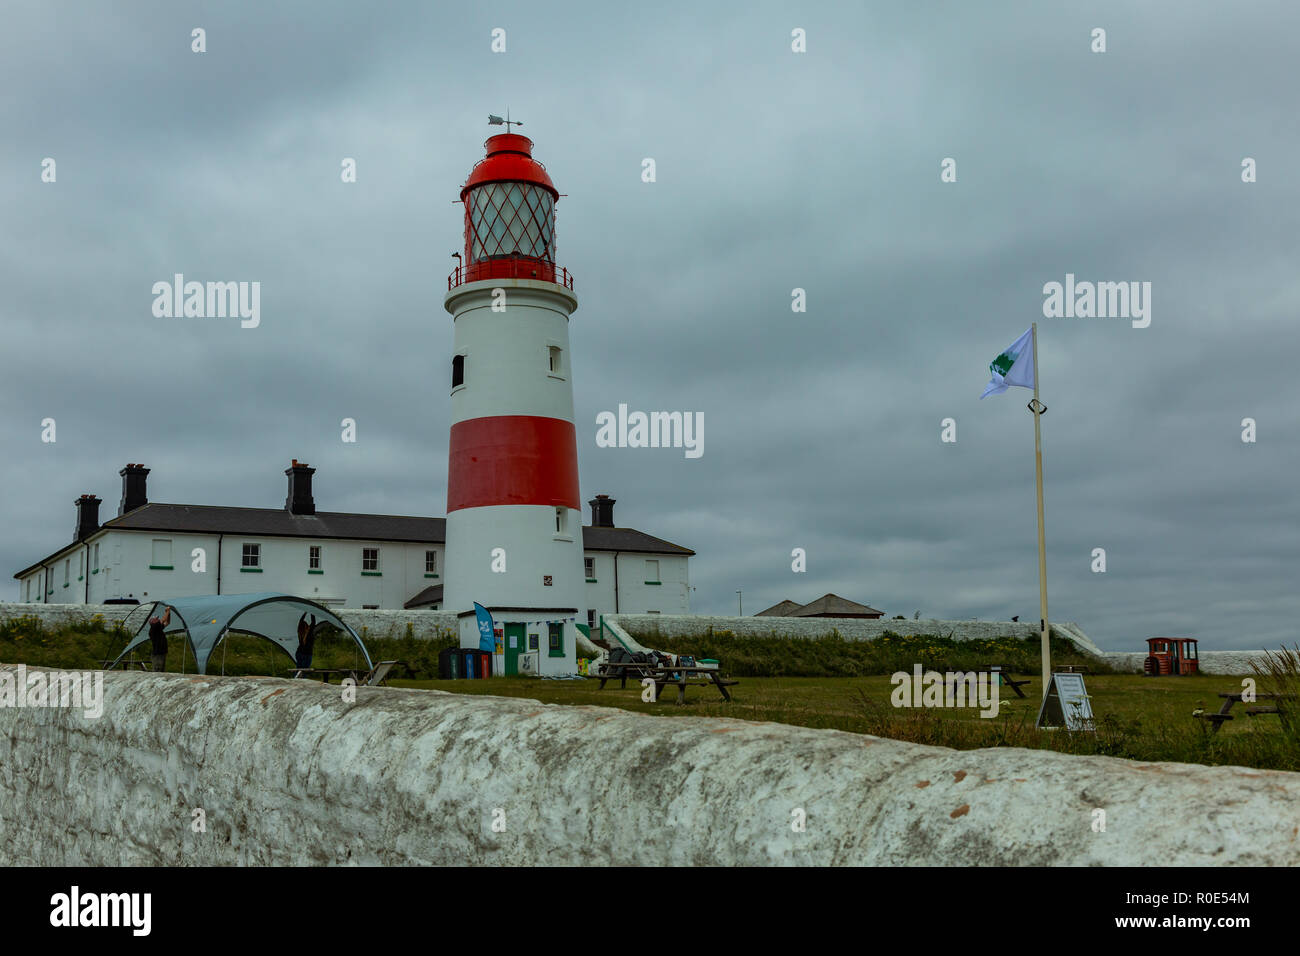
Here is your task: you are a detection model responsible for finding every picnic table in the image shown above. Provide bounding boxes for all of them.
[594,660,658,689]
[980,664,1031,699]
[101,659,151,671]
[595,661,738,704]
[1195,692,1292,733]
[652,665,739,704]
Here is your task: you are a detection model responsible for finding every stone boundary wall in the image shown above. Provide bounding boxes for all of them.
[1100,650,1274,676]
[333,609,457,641]
[0,603,457,642]
[0,603,137,629]
[1,665,1297,866]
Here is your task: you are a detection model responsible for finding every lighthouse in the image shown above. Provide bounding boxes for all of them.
[442,128,584,676]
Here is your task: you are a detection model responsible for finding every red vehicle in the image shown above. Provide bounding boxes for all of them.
[1143,637,1200,676]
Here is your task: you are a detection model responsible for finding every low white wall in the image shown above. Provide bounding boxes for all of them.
[0,603,137,629]
[0,602,457,642]
[334,609,457,641]
[1100,650,1272,676]
[1,665,1296,866]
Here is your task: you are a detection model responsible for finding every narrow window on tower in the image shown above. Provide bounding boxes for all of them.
[548,346,562,376]
[452,354,465,389]
[555,508,565,534]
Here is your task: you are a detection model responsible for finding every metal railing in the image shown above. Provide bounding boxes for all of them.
[447,258,574,291]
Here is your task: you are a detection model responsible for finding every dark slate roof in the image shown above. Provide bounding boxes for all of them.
[105,502,446,542]
[755,599,802,617]
[13,503,693,577]
[580,525,694,556]
[405,584,443,609]
[791,593,884,617]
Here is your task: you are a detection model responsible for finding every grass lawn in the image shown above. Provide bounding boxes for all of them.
[4,614,1296,770]
[387,673,1300,771]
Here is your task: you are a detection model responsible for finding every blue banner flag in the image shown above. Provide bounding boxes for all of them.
[473,603,495,652]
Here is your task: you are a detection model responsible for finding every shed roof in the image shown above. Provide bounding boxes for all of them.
[791,593,884,617]
[754,599,802,617]
[405,584,444,609]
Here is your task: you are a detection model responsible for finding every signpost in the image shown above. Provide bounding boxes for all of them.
[1036,672,1095,731]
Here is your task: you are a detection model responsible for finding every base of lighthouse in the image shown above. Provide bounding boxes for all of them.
[445,505,585,678]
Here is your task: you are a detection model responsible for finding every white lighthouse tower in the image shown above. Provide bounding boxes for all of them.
[442,128,584,677]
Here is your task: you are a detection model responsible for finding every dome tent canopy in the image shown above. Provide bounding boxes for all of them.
[109,592,373,675]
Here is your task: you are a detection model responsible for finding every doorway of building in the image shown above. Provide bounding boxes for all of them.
[504,622,526,676]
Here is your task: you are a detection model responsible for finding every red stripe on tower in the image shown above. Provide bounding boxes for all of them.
[447,415,580,512]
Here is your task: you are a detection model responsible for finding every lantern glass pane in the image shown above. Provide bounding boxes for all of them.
[467,182,556,261]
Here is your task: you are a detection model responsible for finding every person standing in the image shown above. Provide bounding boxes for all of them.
[295,612,318,671]
[148,605,171,673]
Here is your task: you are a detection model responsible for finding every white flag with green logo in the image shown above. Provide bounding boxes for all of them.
[980,328,1035,398]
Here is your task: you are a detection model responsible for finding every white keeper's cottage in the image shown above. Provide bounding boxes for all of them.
[12,461,693,630]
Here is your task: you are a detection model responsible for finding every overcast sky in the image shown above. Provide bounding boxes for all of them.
[3,1,1297,651]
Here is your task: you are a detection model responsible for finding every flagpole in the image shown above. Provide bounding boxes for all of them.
[1030,321,1051,699]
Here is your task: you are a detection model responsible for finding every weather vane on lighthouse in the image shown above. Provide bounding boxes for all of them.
[487,110,522,133]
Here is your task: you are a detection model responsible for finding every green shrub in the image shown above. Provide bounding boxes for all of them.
[635,630,1111,678]
[0,618,459,679]
[1250,645,1300,737]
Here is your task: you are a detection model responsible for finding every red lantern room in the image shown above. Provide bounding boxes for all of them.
[448,133,573,290]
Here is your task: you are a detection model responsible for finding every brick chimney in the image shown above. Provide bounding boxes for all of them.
[74,494,102,541]
[588,494,616,528]
[285,459,316,515]
[118,464,149,515]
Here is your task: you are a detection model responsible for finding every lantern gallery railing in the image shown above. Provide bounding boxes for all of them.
[447,259,575,290]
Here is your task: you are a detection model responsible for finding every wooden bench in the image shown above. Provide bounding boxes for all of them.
[1195,692,1291,734]
[653,667,739,704]
[595,660,658,689]
[595,661,738,703]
